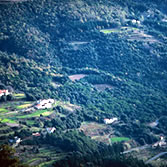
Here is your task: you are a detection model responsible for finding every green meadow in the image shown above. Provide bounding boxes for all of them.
[110,137,130,143]
[0,108,9,113]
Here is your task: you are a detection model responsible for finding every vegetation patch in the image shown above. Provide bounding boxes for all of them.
[41,111,53,116]
[14,93,25,99]
[17,110,51,118]
[80,122,114,144]
[0,108,9,113]
[0,118,16,124]
[16,103,32,109]
[26,120,35,126]
[110,137,130,143]
[38,160,55,167]
[100,29,120,34]
[61,102,80,112]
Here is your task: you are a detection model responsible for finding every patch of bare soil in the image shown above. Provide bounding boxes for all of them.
[80,122,114,144]
[69,74,87,81]
[94,84,113,91]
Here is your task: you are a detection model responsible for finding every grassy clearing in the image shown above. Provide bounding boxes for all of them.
[56,112,66,117]
[16,103,32,109]
[0,118,16,123]
[0,108,9,113]
[110,137,130,143]
[100,29,120,34]
[26,120,35,125]
[100,27,139,34]
[17,110,52,118]
[41,111,53,116]
[14,93,25,99]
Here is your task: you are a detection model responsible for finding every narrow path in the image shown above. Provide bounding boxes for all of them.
[123,145,150,154]
[145,152,167,164]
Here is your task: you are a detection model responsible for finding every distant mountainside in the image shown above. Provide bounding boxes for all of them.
[0,0,167,166]
[0,0,167,90]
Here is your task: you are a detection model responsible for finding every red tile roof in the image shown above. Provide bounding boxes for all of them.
[32,132,41,137]
[0,90,7,94]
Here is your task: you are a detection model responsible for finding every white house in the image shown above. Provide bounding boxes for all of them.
[15,137,21,144]
[35,99,55,109]
[46,127,56,134]
[35,103,52,109]
[0,89,10,97]
[104,117,118,124]
[153,136,166,148]
[9,136,21,145]
[131,19,141,25]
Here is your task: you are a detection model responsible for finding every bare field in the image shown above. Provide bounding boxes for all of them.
[69,74,87,81]
[80,122,114,144]
[100,27,159,43]
[94,84,113,91]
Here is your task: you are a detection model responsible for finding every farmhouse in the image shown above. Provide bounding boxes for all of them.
[9,136,22,145]
[131,19,140,25]
[0,89,10,97]
[104,117,118,124]
[32,132,41,137]
[153,136,166,148]
[35,99,55,109]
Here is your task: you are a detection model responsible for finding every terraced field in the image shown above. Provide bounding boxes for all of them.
[110,137,130,143]
[18,145,67,167]
[69,74,87,81]
[80,122,114,144]
[100,26,159,43]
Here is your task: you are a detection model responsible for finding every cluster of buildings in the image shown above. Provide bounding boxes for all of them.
[32,127,56,138]
[34,99,55,110]
[153,136,166,148]
[131,19,141,25]
[9,136,22,147]
[0,89,10,97]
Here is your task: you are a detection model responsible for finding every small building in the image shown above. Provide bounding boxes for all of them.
[153,136,166,148]
[104,117,118,124]
[0,89,10,97]
[131,19,141,25]
[9,136,22,145]
[32,132,41,137]
[46,127,56,134]
[35,99,54,109]
[149,120,159,128]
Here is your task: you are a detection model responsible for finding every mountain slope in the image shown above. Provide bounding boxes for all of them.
[0,0,167,166]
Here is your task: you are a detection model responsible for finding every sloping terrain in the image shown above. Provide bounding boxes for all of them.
[0,0,167,166]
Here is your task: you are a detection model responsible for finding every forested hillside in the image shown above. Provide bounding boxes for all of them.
[0,0,167,166]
